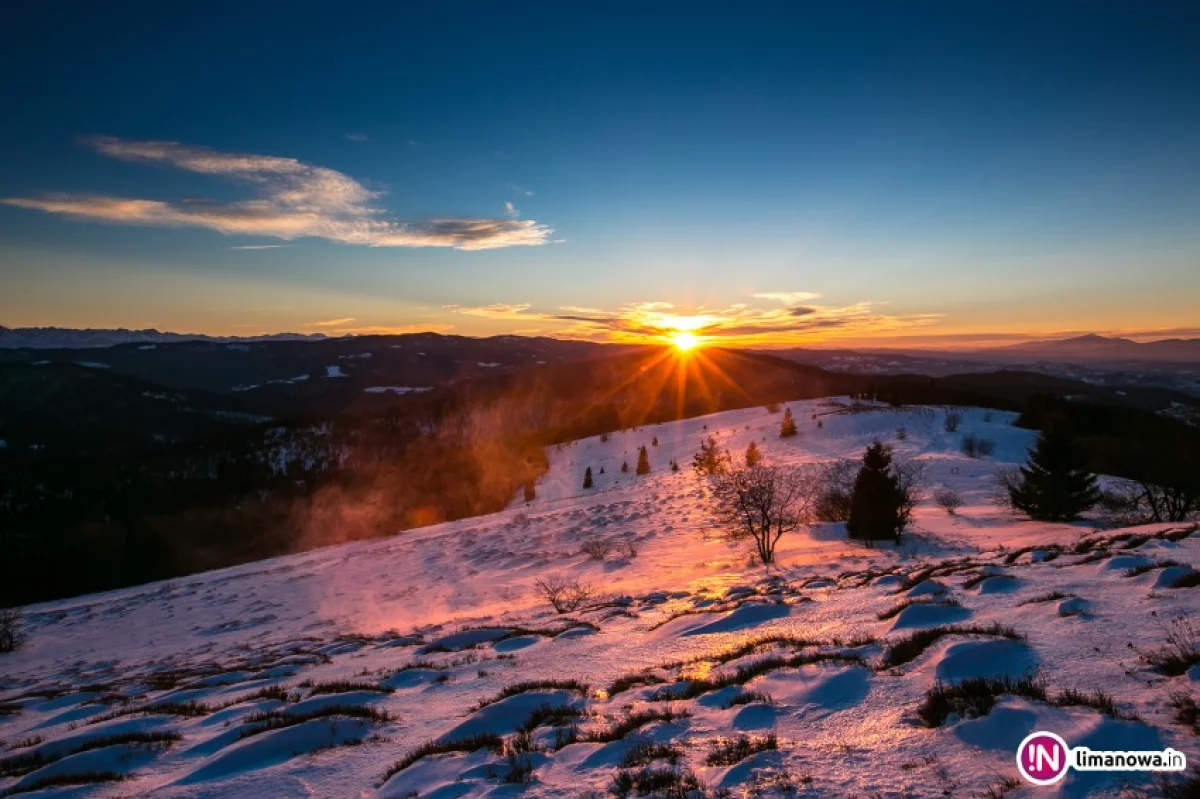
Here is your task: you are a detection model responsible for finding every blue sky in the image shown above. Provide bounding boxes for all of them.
[2,1,1199,346]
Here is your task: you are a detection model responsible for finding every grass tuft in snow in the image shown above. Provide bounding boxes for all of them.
[239,705,390,740]
[1169,692,1199,735]
[1167,568,1200,589]
[0,770,126,798]
[876,596,960,621]
[606,671,666,697]
[620,741,683,768]
[1054,688,1140,721]
[1016,590,1072,606]
[0,731,181,778]
[724,690,772,709]
[381,734,504,783]
[704,733,778,767]
[519,703,584,732]
[584,708,689,743]
[610,766,704,798]
[473,679,588,710]
[653,652,864,701]
[880,624,1022,670]
[1159,770,1200,798]
[306,680,394,696]
[1125,560,1184,577]
[918,676,1047,727]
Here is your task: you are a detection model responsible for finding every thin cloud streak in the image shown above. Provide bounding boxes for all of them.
[2,137,554,250]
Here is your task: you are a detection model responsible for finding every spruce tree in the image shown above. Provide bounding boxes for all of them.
[847,441,906,542]
[652,436,659,446]
[1009,425,1100,521]
[745,441,762,468]
[583,467,594,489]
[692,435,729,476]
[779,407,798,438]
[621,461,629,473]
[636,445,651,475]
[523,481,536,502]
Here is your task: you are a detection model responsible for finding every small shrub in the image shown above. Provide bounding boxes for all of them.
[534,575,593,613]
[580,539,615,560]
[935,488,963,515]
[961,434,995,458]
[1169,692,1199,734]
[1138,615,1200,676]
[943,410,962,433]
[814,460,856,522]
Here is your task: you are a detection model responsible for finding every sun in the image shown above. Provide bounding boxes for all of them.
[671,331,700,352]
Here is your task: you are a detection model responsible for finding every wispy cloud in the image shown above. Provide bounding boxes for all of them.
[504,201,519,219]
[751,291,822,303]
[506,183,534,197]
[309,317,357,327]
[344,133,369,143]
[230,244,292,250]
[443,303,532,320]
[2,137,555,250]
[446,293,940,345]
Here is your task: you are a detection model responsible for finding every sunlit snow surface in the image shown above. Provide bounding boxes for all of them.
[1,398,1196,797]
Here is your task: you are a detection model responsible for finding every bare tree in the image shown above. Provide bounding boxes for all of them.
[580,539,614,560]
[814,459,857,522]
[943,409,963,433]
[0,608,22,653]
[534,575,593,613]
[709,466,818,564]
[935,487,964,515]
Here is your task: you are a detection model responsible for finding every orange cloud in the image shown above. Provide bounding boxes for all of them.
[445,293,941,346]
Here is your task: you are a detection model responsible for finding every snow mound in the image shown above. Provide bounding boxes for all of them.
[934,638,1038,684]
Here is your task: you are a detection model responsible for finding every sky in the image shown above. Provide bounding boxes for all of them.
[2,1,1199,349]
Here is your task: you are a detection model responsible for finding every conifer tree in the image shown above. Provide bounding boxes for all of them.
[621,460,629,473]
[692,435,729,476]
[583,467,594,489]
[523,481,536,502]
[1008,425,1100,521]
[780,407,798,438]
[652,436,659,446]
[636,445,651,475]
[847,441,906,542]
[745,441,762,468]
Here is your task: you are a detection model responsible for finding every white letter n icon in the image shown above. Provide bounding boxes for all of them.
[1032,744,1060,772]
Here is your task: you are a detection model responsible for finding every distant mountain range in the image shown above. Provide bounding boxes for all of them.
[0,326,329,349]
[989,334,1200,363]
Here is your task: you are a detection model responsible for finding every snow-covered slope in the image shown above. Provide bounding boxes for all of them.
[1,398,1197,797]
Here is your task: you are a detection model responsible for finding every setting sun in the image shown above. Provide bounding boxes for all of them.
[671,331,699,351]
